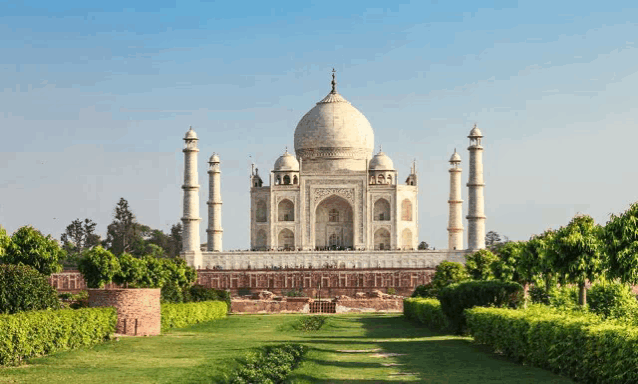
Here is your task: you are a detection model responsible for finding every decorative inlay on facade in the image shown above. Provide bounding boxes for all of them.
[313,188,355,206]
[297,147,371,159]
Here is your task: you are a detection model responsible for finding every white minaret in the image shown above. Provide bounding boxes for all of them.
[466,124,486,250]
[181,126,202,267]
[206,153,223,251]
[448,149,464,250]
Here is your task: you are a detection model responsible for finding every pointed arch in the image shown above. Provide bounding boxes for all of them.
[374,228,391,250]
[373,198,390,221]
[402,228,413,250]
[255,229,267,250]
[256,200,267,222]
[401,199,413,221]
[278,199,294,221]
[278,228,294,250]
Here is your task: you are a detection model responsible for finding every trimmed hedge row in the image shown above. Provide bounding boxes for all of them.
[0,307,116,366]
[161,301,227,331]
[403,298,449,332]
[439,280,523,333]
[466,305,638,384]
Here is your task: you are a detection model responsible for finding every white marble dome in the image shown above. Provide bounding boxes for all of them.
[449,150,461,163]
[184,127,198,140]
[469,125,483,137]
[209,154,220,163]
[294,90,374,161]
[369,151,394,170]
[274,150,299,171]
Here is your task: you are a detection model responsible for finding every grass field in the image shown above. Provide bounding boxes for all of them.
[0,313,573,383]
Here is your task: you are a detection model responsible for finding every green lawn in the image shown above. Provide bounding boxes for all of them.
[0,313,573,383]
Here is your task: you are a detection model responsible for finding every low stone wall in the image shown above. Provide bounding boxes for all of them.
[88,289,161,336]
[231,299,310,314]
[335,299,402,313]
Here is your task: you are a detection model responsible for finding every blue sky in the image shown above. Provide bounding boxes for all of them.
[1,0,637,249]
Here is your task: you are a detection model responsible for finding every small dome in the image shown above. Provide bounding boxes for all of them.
[274,150,299,171]
[468,124,483,138]
[449,150,461,163]
[209,154,220,163]
[184,126,198,140]
[369,151,395,170]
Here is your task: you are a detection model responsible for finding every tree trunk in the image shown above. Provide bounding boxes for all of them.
[523,283,529,309]
[578,282,587,307]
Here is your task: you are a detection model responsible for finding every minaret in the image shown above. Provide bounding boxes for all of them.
[466,124,486,250]
[207,153,223,251]
[181,126,202,267]
[447,149,463,250]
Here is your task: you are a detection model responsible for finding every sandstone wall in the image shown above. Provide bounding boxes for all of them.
[88,288,161,336]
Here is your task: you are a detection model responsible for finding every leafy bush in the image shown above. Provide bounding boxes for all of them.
[588,282,638,320]
[78,246,121,288]
[411,261,469,298]
[547,285,579,309]
[186,285,231,310]
[0,264,61,314]
[294,315,326,331]
[3,226,64,276]
[403,298,449,332]
[465,249,498,280]
[161,301,227,331]
[466,305,638,384]
[0,307,116,366]
[528,286,550,305]
[283,288,306,297]
[230,344,307,384]
[160,280,184,303]
[438,280,523,334]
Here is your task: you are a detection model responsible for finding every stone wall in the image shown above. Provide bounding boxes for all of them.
[196,268,437,297]
[88,289,161,336]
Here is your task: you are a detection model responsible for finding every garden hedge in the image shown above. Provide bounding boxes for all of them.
[403,298,449,332]
[438,280,523,333]
[0,307,116,366]
[465,305,638,384]
[161,301,227,331]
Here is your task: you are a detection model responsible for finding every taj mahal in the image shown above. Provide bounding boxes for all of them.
[180,72,486,270]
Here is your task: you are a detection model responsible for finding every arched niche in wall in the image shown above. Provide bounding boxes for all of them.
[256,200,267,222]
[278,199,294,221]
[373,198,390,221]
[401,199,413,221]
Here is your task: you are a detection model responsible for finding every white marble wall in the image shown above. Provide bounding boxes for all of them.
[197,249,468,270]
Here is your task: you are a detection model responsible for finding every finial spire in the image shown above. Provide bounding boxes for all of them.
[331,68,337,94]
[378,144,382,153]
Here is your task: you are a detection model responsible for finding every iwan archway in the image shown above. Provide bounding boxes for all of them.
[315,195,354,249]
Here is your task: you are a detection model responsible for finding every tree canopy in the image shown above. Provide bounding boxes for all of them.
[3,226,64,276]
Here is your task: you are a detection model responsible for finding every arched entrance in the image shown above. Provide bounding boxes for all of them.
[278,228,294,250]
[374,228,391,250]
[315,195,353,249]
[402,228,413,250]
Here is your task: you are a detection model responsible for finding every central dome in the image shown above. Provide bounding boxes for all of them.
[294,88,374,162]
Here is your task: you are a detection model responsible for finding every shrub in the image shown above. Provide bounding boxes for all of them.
[3,226,64,276]
[528,286,550,305]
[465,305,638,384]
[0,264,61,314]
[78,246,121,288]
[588,282,638,320]
[548,285,579,309]
[465,249,498,280]
[294,315,326,331]
[0,307,116,366]
[283,288,306,297]
[403,298,449,331]
[161,280,184,303]
[186,285,231,310]
[411,261,469,298]
[161,301,227,331]
[230,344,307,384]
[438,280,523,334]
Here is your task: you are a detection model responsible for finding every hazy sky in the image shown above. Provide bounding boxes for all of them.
[1,0,637,250]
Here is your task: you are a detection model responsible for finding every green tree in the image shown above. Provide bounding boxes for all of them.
[0,264,61,314]
[417,241,430,250]
[113,252,147,288]
[0,226,11,259]
[465,249,498,280]
[78,246,121,288]
[60,218,100,268]
[604,201,638,285]
[3,226,64,275]
[104,198,138,255]
[553,215,606,306]
[167,222,183,258]
[485,230,502,247]
[491,241,525,282]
